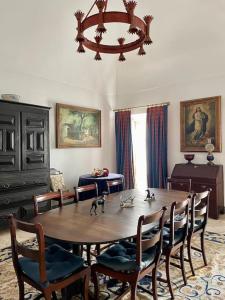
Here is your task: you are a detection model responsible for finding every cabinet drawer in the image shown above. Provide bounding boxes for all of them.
[171,182,190,192]
[191,183,215,193]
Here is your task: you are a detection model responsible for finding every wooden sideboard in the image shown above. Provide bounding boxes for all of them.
[171,163,224,219]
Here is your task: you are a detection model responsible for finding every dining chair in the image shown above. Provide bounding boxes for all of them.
[9,215,90,300]
[74,183,99,264]
[33,191,75,251]
[167,177,192,193]
[186,189,211,276]
[160,198,189,299]
[74,183,98,202]
[92,207,167,300]
[106,178,124,194]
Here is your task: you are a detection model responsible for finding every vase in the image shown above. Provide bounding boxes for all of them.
[184,154,195,164]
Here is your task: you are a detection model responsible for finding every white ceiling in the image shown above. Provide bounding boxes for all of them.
[0,0,225,97]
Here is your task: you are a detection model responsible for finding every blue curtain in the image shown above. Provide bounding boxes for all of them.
[115,111,134,189]
[146,106,168,188]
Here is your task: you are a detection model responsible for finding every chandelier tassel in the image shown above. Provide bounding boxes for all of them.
[119,53,126,62]
[94,35,102,60]
[96,0,107,34]
[143,15,153,45]
[126,1,138,34]
[77,42,85,53]
[118,38,126,62]
[75,11,85,42]
[138,43,146,56]
[123,0,128,12]
[95,51,102,60]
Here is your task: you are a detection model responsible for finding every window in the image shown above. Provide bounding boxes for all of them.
[131,113,147,189]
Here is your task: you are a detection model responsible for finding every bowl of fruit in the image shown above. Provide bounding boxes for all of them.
[91,168,109,177]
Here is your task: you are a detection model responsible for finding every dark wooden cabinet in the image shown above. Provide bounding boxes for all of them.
[0,100,50,222]
[171,163,224,219]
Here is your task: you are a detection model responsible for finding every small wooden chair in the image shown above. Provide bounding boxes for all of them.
[74,183,98,202]
[187,189,211,276]
[74,183,99,264]
[106,179,124,194]
[92,207,167,300]
[33,191,75,251]
[9,215,90,300]
[167,177,192,193]
[160,198,189,299]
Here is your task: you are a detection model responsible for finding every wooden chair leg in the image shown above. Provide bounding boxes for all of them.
[61,287,68,300]
[201,232,207,266]
[18,278,25,300]
[52,291,58,300]
[165,253,174,299]
[83,274,90,300]
[187,237,195,276]
[121,281,127,292]
[86,244,91,266]
[180,246,187,286]
[92,269,99,300]
[43,291,52,300]
[130,282,137,300]
[96,244,101,255]
[152,267,158,300]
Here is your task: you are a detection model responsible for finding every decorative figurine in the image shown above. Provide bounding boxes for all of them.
[120,195,135,208]
[90,196,105,215]
[144,189,155,201]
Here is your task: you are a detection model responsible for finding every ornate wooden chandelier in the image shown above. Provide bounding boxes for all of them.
[74,0,153,61]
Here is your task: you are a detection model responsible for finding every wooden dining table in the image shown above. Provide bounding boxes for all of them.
[33,188,189,246]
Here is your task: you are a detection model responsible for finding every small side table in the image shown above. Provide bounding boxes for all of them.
[78,173,124,200]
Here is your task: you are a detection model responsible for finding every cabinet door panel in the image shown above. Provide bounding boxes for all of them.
[0,108,20,171]
[21,111,49,170]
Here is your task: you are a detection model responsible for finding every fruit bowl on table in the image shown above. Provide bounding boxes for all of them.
[91,168,109,177]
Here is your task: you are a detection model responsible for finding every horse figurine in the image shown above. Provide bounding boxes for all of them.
[144,189,155,201]
[90,193,107,216]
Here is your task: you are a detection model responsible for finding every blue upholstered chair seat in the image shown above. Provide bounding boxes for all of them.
[192,219,204,232]
[143,226,185,247]
[19,244,84,286]
[163,228,185,246]
[45,236,73,251]
[96,240,156,272]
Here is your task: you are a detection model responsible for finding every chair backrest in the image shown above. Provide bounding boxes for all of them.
[189,189,211,232]
[136,207,167,268]
[33,192,63,216]
[106,179,124,194]
[167,177,192,193]
[9,215,47,284]
[33,191,75,216]
[168,198,190,246]
[74,183,98,201]
[50,173,65,192]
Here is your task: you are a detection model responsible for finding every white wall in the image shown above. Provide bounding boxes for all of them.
[0,70,116,189]
[115,75,225,190]
[0,0,118,190]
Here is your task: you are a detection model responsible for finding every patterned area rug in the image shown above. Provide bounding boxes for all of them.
[0,232,225,300]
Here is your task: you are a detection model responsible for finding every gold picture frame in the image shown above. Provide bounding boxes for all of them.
[56,103,101,148]
[180,96,221,152]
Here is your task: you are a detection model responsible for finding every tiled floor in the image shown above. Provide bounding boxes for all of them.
[1,215,225,249]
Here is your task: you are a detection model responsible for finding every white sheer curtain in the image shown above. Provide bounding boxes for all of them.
[131,113,147,189]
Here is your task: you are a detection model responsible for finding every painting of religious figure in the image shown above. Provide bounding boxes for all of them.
[56,103,101,148]
[180,96,221,152]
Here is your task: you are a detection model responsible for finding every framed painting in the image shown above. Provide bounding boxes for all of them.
[180,96,221,152]
[56,103,101,148]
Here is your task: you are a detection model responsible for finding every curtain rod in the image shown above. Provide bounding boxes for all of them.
[113,101,170,112]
